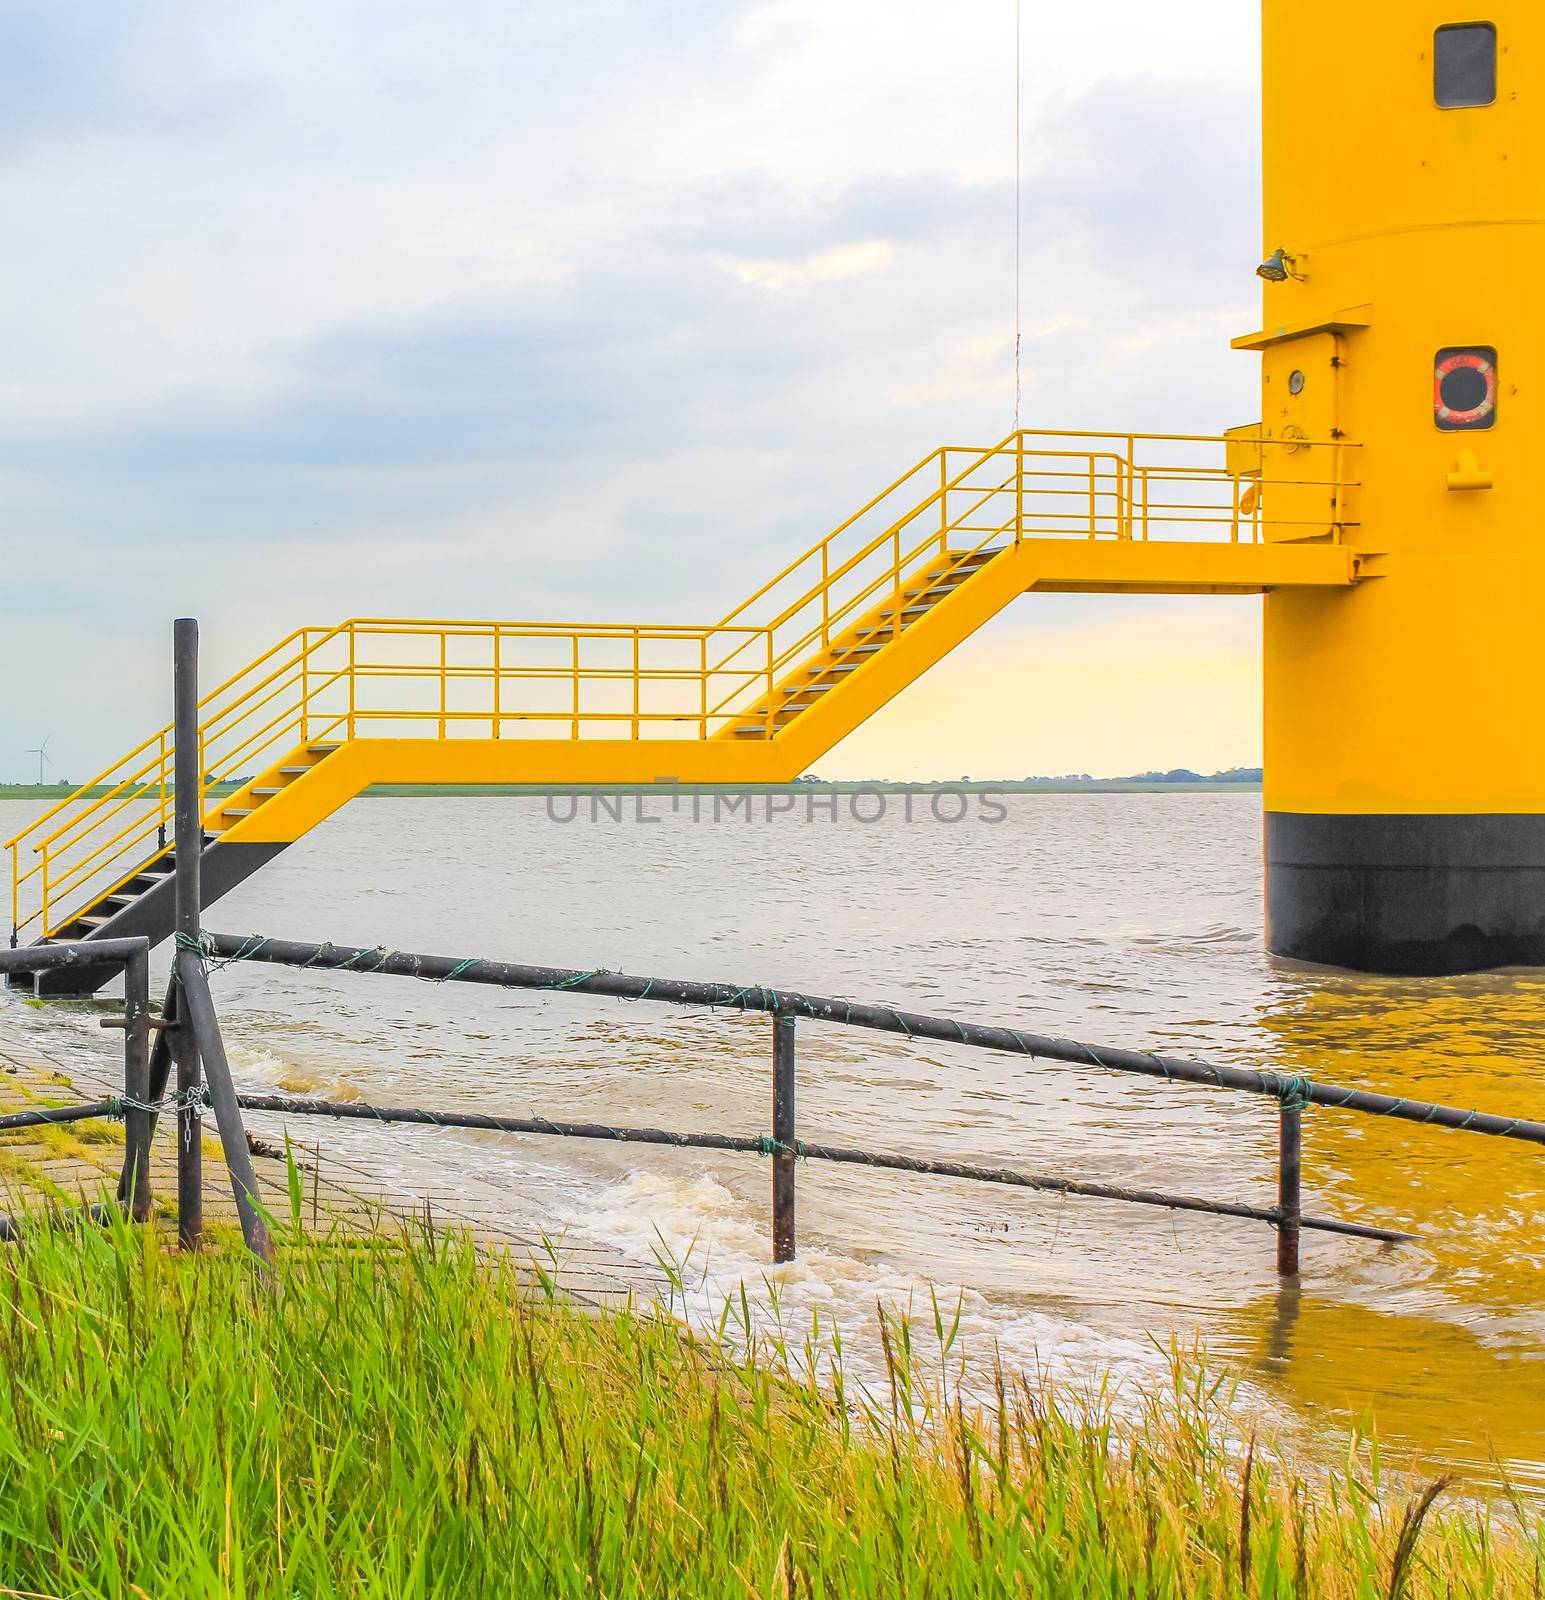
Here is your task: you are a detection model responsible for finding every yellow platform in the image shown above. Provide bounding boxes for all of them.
[8,428,1361,946]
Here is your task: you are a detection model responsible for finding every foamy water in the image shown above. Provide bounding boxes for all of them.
[4,792,1543,1482]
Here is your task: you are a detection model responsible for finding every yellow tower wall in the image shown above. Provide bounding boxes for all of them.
[1259,0,1545,972]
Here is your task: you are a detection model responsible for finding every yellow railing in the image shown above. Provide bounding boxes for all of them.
[7,428,1358,942]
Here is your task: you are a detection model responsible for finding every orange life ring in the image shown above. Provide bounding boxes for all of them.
[1434,348,1497,429]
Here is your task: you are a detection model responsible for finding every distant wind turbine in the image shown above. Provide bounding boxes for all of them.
[25,736,51,785]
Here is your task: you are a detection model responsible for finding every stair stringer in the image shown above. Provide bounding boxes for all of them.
[29,837,293,997]
[765,542,1033,772]
[745,535,1364,770]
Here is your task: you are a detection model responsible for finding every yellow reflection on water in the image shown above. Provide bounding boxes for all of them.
[1235,966,1545,1484]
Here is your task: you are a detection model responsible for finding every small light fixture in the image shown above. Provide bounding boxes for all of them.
[1256,247,1307,283]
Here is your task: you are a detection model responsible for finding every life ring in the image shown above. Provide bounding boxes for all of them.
[1434,348,1497,429]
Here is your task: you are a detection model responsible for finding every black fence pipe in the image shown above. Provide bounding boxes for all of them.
[174,618,203,1251]
[177,958,274,1266]
[0,938,150,975]
[0,1101,122,1132]
[0,937,153,1225]
[200,933,1545,1150]
[772,1015,796,1263]
[118,976,176,1209]
[229,1092,1414,1245]
[122,944,152,1223]
[1277,1106,1302,1277]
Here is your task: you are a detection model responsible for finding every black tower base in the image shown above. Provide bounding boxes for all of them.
[1266,812,1545,976]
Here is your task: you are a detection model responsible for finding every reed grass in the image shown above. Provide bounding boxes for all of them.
[0,1197,1535,1598]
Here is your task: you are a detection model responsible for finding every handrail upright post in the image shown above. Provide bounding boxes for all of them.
[765,629,775,735]
[700,635,708,739]
[172,618,203,1252]
[771,1012,796,1263]
[300,631,311,744]
[1125,437,1136,540]
[632,629,641,740]
[1016,436,1025,542]
[438,631,448,740]
[939,450,949,556]
[9,844,17,948]
[1276,1102,1302,1277]
[1332,436,1346,541]
[892,524,903,642]
[347,627,357,740]
[572,636,581,740]
[492,626,501,740]
[822,544,830,649]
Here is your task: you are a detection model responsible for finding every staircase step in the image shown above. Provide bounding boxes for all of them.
[78,915,111,929]
[251,787,282,796]
[308,744,341,755]
[221,808,255,818]
[279,767,310,776]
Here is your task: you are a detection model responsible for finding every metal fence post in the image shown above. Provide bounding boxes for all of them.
[122,941,152,1222]
[173,618,204,1251]
[772,1013,797,1263]
[178,959,274,1266]
[1276,1103,1302,1277]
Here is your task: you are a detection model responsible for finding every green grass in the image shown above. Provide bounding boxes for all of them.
[0,1200,1535,1597]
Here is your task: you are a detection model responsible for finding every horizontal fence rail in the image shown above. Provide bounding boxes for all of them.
[154,926,1545,1275]
[10,923,1539,1281]
[0,939,153,1225]
[221,1094,1411,1245]
[198,934,1545,1146]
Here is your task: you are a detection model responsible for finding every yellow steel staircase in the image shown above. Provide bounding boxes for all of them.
[7,427,1365,992]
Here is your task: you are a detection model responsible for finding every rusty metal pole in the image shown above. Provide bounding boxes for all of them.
[177,958,274,1265]
[122,941,153,1222]
[771,1013,796,1263]
[1276,1103,1302,1277]
[173,618,203,1251]
[119,981,177,1210]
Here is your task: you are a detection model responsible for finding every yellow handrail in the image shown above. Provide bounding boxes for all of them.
[8,427,1361,942]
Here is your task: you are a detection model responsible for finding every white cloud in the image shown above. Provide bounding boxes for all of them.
[727,238,895,291]
[0,0,1267,782]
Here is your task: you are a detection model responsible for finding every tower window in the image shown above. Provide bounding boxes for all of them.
[1435,347,1498,431]
[1435,23,1497,108]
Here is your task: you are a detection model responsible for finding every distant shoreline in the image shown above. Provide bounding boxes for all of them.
[359,780,1263,796]
[1,780,1264,800]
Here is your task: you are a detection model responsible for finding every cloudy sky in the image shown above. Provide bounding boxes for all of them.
[0,0,1266,783]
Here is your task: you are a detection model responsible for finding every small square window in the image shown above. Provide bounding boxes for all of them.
[1435,23,1497,108]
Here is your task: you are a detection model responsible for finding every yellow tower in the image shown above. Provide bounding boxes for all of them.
[1256,2,1544,973]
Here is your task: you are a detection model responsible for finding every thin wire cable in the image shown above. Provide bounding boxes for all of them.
[1013,0,1022,429]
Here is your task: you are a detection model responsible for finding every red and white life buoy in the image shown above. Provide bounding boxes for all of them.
[1434,348,1497,429]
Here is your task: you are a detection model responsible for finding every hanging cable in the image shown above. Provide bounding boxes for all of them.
[1013,0,1022,430]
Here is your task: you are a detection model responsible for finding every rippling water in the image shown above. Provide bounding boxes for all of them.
[5,792,1544,1483]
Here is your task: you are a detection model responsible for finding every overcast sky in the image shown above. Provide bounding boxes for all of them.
[0,0,1266,783]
